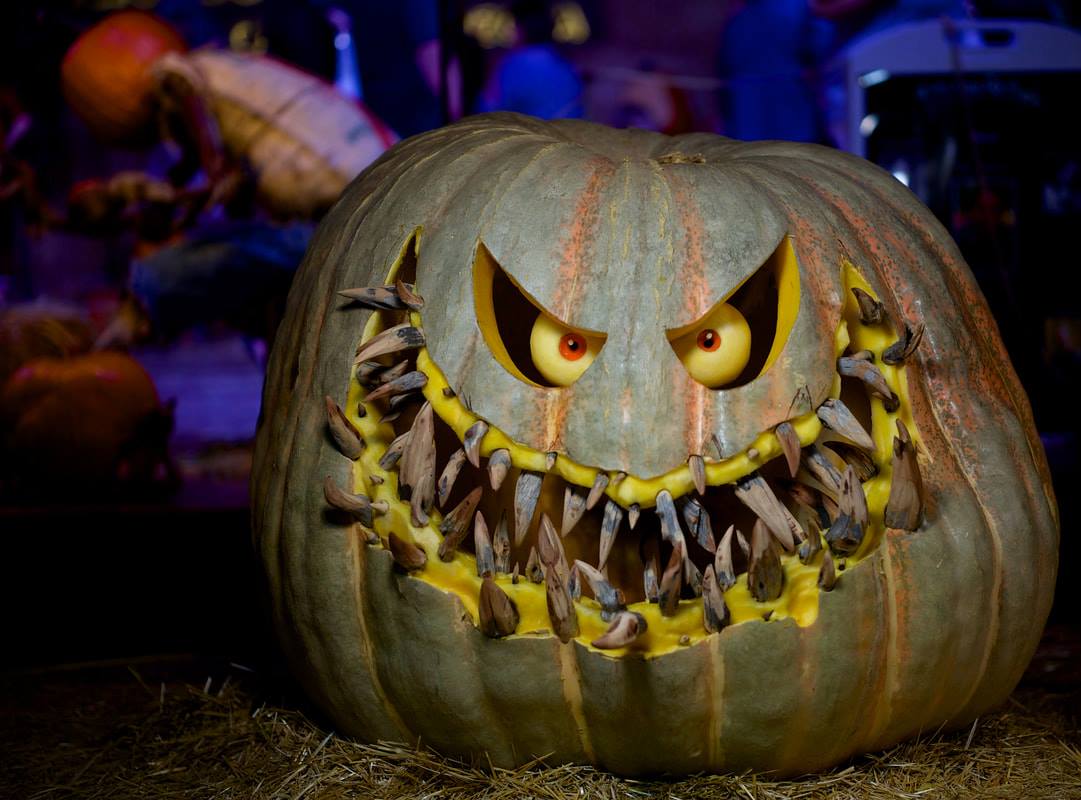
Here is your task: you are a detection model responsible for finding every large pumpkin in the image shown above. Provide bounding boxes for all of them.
[252,113,1057,775]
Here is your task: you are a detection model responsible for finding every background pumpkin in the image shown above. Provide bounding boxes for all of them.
[251,113,1057,775]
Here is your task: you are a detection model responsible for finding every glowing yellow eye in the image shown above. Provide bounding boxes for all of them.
[530,314,602,386]
[670,302,751,388]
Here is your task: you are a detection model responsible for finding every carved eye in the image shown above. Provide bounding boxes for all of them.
[669,303,752,388]
[530,314,603,386]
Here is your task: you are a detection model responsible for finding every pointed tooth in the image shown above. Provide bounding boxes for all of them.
[826,442,878,481]
[526,546,544,583]
[682,497,715,553]
[355,360,386,386]
[513,471,542,545]
[774,422,801,478]
[376,360,412,385]
[654,490,685,548]
[658,540,684,617]
[799,519,823,564]
[818,549,838,590]
[354,323,425,362]
[575,559,625,620]
[537,513,569,578]
[882,323,924,365]
[885,419,923,530]
[641,534,660,602]
[379,410,402,424]
[733,474,801,552]
[840,465,869,528]
[837,356,898,410]
[339,284,408,311]
[786,480,821,513]
[463,421,489,467]
[748,519,784,602]
[546,451,558,470]
[628,503,641,529]
[851,287,884,325]
[437,486,482,560]
[325,397,364,459]
[683,556,703,598]
[702,566,731,633]
[586,473,610,510]
[478,576,518,637]
[688,454,706,494]
[387,391,423,413]
[592,611,647,649]
[598,501,623,570]
[561,486,587,537]
[711,433,724,459]
[473,511,495,578]
[364,370,427,403]
[436,448,467,508]
[612,471,627,485]
[801,445,844,496]
[824,509,863,557]
[323,476,375,526]
[817,399,874,452]
[487,448,511,491]
[394,279,425,310]
[493,512,511,574]
[378,431,410,471]
[735,528,750,559]
[714,525,738,592]
[398,402,436,526]
[747,447,760,460]
[567,562,581,601]
[387,532,427,571]
[545,568,579,643]
[511,562,520,584]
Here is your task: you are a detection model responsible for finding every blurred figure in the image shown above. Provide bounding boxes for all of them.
[479,0,583,119]
[611,61,695,134]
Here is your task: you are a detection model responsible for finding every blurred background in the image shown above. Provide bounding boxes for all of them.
[1,0,1080,673]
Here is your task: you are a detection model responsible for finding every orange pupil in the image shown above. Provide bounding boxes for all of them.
[697,329,721,352]
[559,333,587,361]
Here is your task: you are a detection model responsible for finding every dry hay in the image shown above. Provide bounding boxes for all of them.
[3,658,1081,800]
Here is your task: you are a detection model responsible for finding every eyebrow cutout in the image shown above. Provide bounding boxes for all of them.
[666,235,801,389]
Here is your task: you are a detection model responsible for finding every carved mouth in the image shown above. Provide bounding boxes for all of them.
[324,268,925,656]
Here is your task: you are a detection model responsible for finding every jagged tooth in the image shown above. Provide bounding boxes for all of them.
[885,419,923,530]
[436,448,467,508]
[817,399,875,452]
[702,566,731,633]
[786,480,820,513]
[683,556,703,598]
[824,509,863,556]
[525,546,544,583]
[568,563,581,600]
[323,476,375,526]
[882,323,924,365]
[682,497,715,553]
[463,420,489,468]
[375,360,411,385]
[575,559,625,620]
[598,500,623,570]
[801,445,844,496]
[387,391,423,414]
[354,323,425,363]
[733,475,801,552]
[840,465,869,528]
[641,534,660,602]
[658,540,684,617]
[493,512,511,574]
[612,471,627,485]
[538,513,569,577]
[513,471,542,545]
[774,422,801,478]
[487,448,511,491]
[473,511,495,578]
[545,568,579,643]
[364,370,427,403]
[735,528,750,559]
[394,279,425,310]
[561,486,587,537]
[851,287,884,325]
[379,410,402,424]
[378,431,410,471]
[826,442,878,481]
[654,490,685,547]
[628,503,641,529]
[511,562,520,584]
[545,451,558,470]
[798,519,823,564]
[399,402,436,525]
[371,500,390,515]
[748,519,784,602]
[837,356,898,411]
[714,525,737,592]
[356,360,387,386]
[387,532,426,571]
[818,549,838,590]
[592,611,647,649]
[339,284,407,311]
[325,397,365,460]
[437,486,482,560]
[478,576,518,637]
[586,473,610,510]
[688,454,706,494]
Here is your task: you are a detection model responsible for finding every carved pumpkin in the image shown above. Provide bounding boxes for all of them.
[252,113,1057,775]
[61,11,186,143]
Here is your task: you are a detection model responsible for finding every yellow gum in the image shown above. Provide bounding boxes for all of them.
[345,263,917,657]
